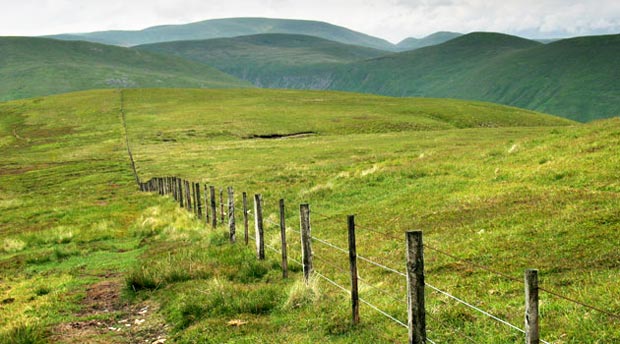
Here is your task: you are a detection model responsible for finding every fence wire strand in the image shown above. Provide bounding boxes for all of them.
[313,270,409,330]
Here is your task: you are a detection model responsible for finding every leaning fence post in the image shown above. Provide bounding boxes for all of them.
[254,194,265,260]
[406,230,426,344]
[228,186,236,243]
[243,192,249,245]
[209,186,217,228]
[525,269,540,344]
[279,199,288,279]
[348,215,360,325]
[300,204,313,285]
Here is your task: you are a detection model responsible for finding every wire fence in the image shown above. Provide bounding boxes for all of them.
[139,177,619,343]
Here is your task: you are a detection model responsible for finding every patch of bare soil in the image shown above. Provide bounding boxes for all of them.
[50,279,169,344]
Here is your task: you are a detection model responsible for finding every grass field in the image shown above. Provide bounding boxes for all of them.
[1,88,618,343]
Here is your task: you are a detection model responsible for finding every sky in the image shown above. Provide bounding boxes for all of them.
[1,0,620,42]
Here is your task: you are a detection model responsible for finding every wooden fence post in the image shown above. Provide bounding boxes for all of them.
[209,186,217,228]
[204,184,209,225]
[243,192,249,245]
[220,188,225,224]
[195,183,202,219]
[178,178,184,208]
[191,182,197,214]
[228,186,236,243]
[406,230,426,344]
[348,215,360,325]
[279,199,288,279]
[525,269,540,344]
[300,204,313,285]
[185,181,192,211]
[172,177,177,200]
[254,194,265,259]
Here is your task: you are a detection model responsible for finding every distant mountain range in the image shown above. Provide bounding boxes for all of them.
[396,32,463,51]
[45,17,397,51]
[138,30,619,122]
[0,37,250,101]
[7,17,617,122]
[328,32,620,122]
[136,34,388,88]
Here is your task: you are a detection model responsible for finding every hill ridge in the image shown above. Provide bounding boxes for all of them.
[0,36,251,101]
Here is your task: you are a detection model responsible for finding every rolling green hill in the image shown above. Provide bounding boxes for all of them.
[45,17,397,51]
[136,34,390,88]
[395,31,462,51]
[328,32,620,121]
[0,37,251,101]
[3,88,620,343]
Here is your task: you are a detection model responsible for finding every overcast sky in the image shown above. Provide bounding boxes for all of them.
[2,0,619,42]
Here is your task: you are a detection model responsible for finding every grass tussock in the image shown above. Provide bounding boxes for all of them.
[0,322,46,344]
[283,277,321,310]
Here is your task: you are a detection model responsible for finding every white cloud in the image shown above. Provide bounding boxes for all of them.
[0,0,619,41]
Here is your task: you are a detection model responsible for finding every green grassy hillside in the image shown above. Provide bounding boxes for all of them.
[329,32,620,122]
[0,37,251,101]
[5,88,620,343]
[45,17,397,51]
[396,31,463,51]
[136,34,390,88]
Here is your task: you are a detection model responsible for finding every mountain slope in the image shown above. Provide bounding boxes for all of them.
[136,34,390,88]
[396,31,462,51]
[327,32,620,121]
[0,37,251,101]
[329,32,541,96]
[45,17,397,51]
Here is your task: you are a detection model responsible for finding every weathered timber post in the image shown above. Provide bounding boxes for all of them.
[178,178,184,208]
[242,192,249,245]
[220,188,225,224]
[204,184,209,225]
[300,204,313,285]
[279,199,288,278]
[406,230,426,344]
[190,182,198,215]
[195,183,202,219]
[185,180,192,211]
[172,177,177,200]
[348,215,360,325]
[254,194,265,260]
[227,186,236,243]
[209,186,217,228]
[525,269,540,344]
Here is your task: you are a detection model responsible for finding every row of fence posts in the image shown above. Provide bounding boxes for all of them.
[139,176,541,344]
